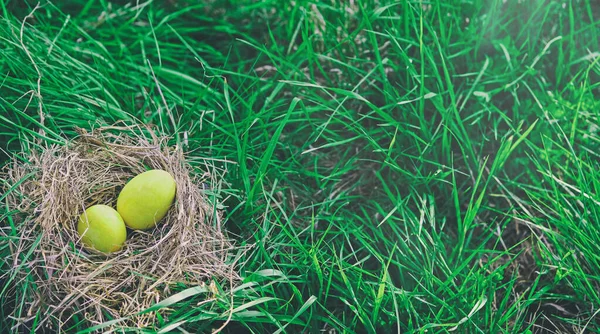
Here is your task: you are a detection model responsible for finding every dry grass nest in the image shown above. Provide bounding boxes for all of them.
[1,125,238,332]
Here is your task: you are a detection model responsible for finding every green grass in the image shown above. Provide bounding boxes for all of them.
[1,0,600,332]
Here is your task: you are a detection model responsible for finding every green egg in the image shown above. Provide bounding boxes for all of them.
[117,169,177,230]
[77,205,127,253]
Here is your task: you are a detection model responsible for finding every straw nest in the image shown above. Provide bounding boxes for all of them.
[1,125,237,332]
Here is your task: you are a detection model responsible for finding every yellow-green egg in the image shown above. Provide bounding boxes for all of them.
[77,205,127,253]
[117,169,177,230]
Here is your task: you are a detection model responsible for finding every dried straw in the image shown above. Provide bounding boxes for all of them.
[1,125,237,332]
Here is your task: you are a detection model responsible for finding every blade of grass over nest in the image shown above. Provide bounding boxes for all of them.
[76,317,130,334]
[142,285,210,314]
[0,233,42,296]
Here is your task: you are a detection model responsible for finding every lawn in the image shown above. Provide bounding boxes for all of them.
[1,0,600,333]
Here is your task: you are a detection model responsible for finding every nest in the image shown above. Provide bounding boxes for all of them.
[1,125,237,332]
